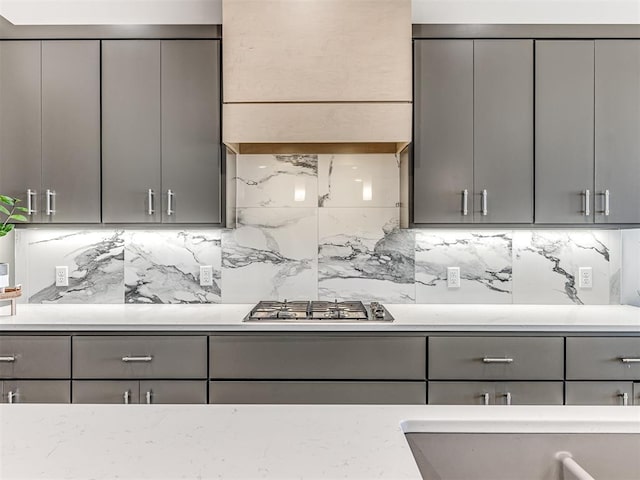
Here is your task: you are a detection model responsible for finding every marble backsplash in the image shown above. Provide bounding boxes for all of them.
[10,154,640,306]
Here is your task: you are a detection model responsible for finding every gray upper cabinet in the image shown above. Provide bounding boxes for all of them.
[0,41,43,222]
[161,40,221,224]
[413,40,533,224]
[102,40,162,223]
[0,40,100,223]
[473,40,533,223]
[413,40,474,224]
[535,41,595,224]
[595,40,640,224]
[102,39,221,224]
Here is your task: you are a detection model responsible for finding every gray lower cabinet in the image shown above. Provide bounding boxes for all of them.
[0,40,100,223]
[2,380,70,404]
[73,380,140,404]
[428,337,564,380]
[209,336,426,380]
[72,380,207,404]
[0,336,71,379]
[428,381,563,405]
[210,381,426,405]
[140,380,207,404]
[535,41,595,224]
[72,336,207,379]
[565,381,634,406]
[635,383,640,405]
[595,40,640,224]
[566,337,640,380]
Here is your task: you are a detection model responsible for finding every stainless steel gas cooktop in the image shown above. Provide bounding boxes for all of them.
[244,300,394,322]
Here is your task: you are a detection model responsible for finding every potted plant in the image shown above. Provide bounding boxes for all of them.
[0,195,28,290]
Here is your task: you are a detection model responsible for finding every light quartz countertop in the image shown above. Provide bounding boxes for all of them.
[1,404,638,480]
[0,303,638,332]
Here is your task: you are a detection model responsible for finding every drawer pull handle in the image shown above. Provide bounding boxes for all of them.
[0,355,16,362]
[145,391,153,404]
[481,393,490,406]
[7,391,17,404]
[124,390,131,404]
[503,392,512,406]
[618,392,629,406]
[122,355,153,363]
[620,357,640,364]
[482,357,513,364]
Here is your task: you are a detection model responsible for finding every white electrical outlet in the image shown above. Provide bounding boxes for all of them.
[579,267,593,289]
[55,266,69,287]
[447,267,461,289]
[200,265,214,286]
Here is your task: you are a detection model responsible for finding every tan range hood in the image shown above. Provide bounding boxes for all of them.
[222,0,412,154]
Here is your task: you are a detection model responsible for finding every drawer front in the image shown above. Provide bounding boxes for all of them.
[0,336,71,378]
[2,380,70,403]
[73,336,207,379]
[428,381,563,405]
[566,337,640,380]
[428,337,564,380]
[566,381,634,406]
[209,381,426,405]
[635,383,640,406]
[72,380,140,404]
[140,380,207,404]
[428,381,497,405]
[210,336,426,380]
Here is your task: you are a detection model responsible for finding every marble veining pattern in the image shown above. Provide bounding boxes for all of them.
[415,231,513,304]
[124,231,221,304]
[318,208,414,303]
[16,230,125,304]
[513,231,615,305]
[222,208,318,303]
[621,229,640,307]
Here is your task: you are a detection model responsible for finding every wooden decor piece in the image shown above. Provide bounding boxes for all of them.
[0,285,22,316]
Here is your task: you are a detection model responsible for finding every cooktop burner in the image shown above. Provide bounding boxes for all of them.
[244,300,394,322]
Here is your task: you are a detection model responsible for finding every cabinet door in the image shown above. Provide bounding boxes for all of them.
[428,381,496,405]
[566,381,633,406]
[140,380,207,404]
[413,40,473,224]
[161,40,221,224]
[494,382,563,405]
[102,40,161,223]
[0,41,42,222]
[72,380,139,404]
[535,41,595,224]
[595,40,640,224]
[634,383,640,405]
[2,380,70,403]
[474,40,533,223]
[210,381,425,405]
[41,41,101,223]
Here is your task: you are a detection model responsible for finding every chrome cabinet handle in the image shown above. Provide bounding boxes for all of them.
[619,392,629,406]
[7,390,17,404]
[45,189,56,216]
[147,189,155,215]
[0,355,16,362]
[482,357,514,364]
[603,189,610,216]
[481,189,488,216]
[503,392,512,406]
[584,189,591,216]
[121,355,153,363]
[124,390,130,404]
[620,357,640,364]
[481,393,490,406]
[26,189,37,216]
[167,189,174,216]
[145,391,152,404]
[462,189,469,216]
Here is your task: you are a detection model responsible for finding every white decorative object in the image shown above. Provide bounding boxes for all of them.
[0,263,8,289]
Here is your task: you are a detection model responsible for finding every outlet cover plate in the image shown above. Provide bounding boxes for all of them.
[447,267,461,289]
[55,266,69,287]
[579,267,593,289]
[200,265,214,286]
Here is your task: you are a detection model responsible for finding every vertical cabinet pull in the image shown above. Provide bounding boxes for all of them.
[462,189,469,216]
[603,189,610,216]
[7,391,17,404]
[481,393,490,405]
[503,392,512,406]
[0,355,16,362]
[145,391,153,404]
[147,189,155,216]
[619,392,629,406]
[123,390,131,404]
[481,189,488,216]
[45,189,56,216]
[584,189,591,217]
[167,189,174,216]
[26,189,37,216]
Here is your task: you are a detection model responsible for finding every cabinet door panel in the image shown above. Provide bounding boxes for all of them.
[428,381,496,405]
[161,40,221,224]
[102,40,161,223]
[494,382,563,405]
[535,41,594,224]
[2,380,69,404]
[210,381,425,405]
[595,40,640,224]
[0,41,42,222]
[413,40,473,224]
[474,40,533,223]
[42,41,101,223]
[72,380,139,404]
[566,381,633,406]
[140,380,207,404]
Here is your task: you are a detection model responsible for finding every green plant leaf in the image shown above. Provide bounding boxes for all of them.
[0,195,15,206]
[0,231,6,237]
[14,206,29,213]
[9,214,28,222]
[1,224,15,234]
[0,205,10,216]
